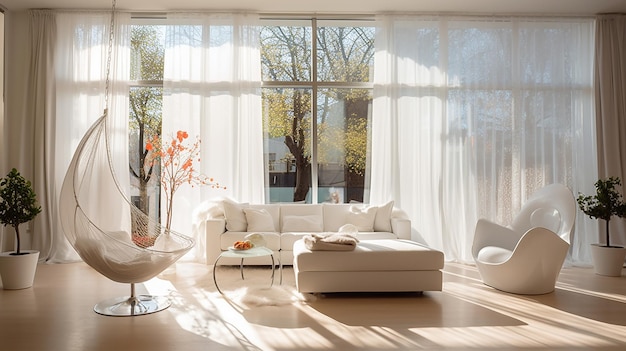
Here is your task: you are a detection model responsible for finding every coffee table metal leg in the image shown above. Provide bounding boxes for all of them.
[270,254,275,287]
[213,256,223,295]
[213,251,276,295]
[279,258,283,285]
[240,258,245,280]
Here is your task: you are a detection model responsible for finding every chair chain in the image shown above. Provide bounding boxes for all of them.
[104,0,117,113]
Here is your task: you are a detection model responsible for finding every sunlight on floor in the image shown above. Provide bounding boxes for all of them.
[139,263,626,351]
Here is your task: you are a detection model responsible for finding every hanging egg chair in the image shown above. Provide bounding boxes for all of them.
[58,0,194,316]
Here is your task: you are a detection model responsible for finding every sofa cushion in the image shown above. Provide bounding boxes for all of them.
[282,215,324,232]
[355,231,397,240]
[243,208,276,232]
[250,204,280,230]
[280,204,323,217]
[323,202,394,232]
[281,232,309,252]
[280,204,323,232]
[347,205,377,231]
[223,199,249,232]
[281,231,397,253]
[323,204,351,232]
[294,239,444,272]
[374,201,394,232]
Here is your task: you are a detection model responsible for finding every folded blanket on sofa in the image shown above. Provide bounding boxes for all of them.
[303,233,359,251]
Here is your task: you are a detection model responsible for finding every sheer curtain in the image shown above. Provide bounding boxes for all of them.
[371,15,596,264]
[162,13,263,261]
[48,11,131,262]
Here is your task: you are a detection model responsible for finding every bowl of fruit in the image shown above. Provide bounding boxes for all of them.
[231,240,253,251]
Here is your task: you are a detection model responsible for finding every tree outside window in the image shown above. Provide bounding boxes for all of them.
[261,20,374,203]
[129,24,164,219]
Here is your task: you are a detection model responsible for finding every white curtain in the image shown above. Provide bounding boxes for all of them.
[48,11,131,262]
[594,14,626,248]
[162,13,263,261]
[371,15,596,264]
[19,10,56,259]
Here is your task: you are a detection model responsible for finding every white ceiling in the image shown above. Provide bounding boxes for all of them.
[1,0,626,15]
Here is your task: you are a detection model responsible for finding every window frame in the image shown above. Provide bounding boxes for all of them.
[261,17,375,204]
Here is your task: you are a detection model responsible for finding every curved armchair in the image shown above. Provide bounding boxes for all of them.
[472,184,576,294]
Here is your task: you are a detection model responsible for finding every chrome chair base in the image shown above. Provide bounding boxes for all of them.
[94,295,170,316]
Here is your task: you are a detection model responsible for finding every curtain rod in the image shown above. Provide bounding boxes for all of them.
[35,8,596,20]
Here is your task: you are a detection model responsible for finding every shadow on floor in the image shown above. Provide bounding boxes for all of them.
[531,287,626,326]
[304,290,524,328]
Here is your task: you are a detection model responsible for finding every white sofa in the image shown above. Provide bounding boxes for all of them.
[205,200,411,266]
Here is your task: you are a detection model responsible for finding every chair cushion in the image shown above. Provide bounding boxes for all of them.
[477,246,513,264]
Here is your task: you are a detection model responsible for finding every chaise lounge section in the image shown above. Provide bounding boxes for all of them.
[293,238,445,293]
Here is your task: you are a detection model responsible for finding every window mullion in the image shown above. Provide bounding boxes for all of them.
[311,18,319,204]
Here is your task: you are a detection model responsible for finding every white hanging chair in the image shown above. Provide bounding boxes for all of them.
[59,111,194,316]
[59,0,194,316]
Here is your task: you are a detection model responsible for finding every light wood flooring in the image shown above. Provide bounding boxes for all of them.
[1,261,625,350]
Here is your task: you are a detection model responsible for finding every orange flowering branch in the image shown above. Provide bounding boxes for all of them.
[146,130,224,231]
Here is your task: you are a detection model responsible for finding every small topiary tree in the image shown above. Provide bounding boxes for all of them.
[577,176,626,248]
[0,168,42,255]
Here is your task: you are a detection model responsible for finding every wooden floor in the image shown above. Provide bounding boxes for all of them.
[1,261,625,351]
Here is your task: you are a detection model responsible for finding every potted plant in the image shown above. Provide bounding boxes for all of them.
[0,168,42,289]
[577,176,626,276]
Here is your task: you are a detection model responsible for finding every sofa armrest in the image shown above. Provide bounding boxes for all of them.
[205,218,226,264]
[391,217,411,240]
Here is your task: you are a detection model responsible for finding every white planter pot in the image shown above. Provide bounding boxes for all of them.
[590,244,626,277]
[0,250,40,289]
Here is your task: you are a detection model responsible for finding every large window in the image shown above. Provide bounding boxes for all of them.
[128,18,375,217]
[129,23,164,220]
[50,12,596,264]
[261,19,375,203]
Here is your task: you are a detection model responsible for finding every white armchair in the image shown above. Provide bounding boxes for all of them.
[472,183,576,294]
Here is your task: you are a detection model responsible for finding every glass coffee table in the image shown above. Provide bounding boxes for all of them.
[212,246,278,295]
